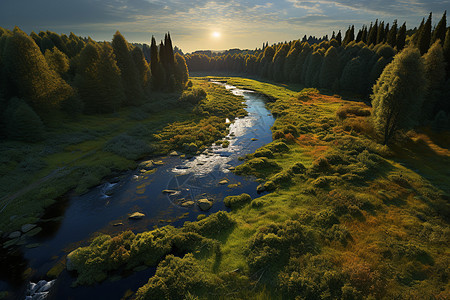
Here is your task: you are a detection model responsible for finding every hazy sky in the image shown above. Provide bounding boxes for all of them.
[0,0,448,53]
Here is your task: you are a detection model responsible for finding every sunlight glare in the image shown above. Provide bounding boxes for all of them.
[212,31,221,38]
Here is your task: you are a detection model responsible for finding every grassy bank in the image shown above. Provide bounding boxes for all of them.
[68,77,449,299]
[0,78,245,236]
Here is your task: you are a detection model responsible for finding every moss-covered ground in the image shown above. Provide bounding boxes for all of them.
[0,78,245,234]
[42,77,450,298]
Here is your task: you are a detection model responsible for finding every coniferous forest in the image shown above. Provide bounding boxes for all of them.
[0,6,449,300]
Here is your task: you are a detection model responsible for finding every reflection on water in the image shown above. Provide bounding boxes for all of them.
[1,81,275,300]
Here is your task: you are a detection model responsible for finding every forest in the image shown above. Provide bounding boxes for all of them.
[0,9,449,300]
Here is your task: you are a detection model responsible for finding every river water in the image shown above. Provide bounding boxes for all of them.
[0,82,275,299]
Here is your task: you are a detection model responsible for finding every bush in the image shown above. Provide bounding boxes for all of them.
[182,211,235,239]
[291,162,306,174]
[246,220,317,273]
[135,254,222,300]
[4,98,45,142]
[234,157,281,178]
[179,88,207,105]
[103,134,152,160]
[224,193,252,209]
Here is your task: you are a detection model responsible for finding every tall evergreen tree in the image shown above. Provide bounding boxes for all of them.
[150,36,164,89]
[343,26,355,46]
[417,13,432,55]
[371,47,426,145]
[336,30,342,46]
[361,25,368,43]
[131,46,150,89]
[397,23,407,51]
[112,31,143,105]
[444,28,450,78]
[376,21,385,44]
[421,40,446,120]
[432,11,447,45]
[367,20,378,45]
[3,27,73,111]
[44,47,69,75]
[386,20,398,48]
[319,46,340,89]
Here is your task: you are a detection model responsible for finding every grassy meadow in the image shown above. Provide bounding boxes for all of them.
[67,77,449,299]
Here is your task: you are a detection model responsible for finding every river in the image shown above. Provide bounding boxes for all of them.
[0,82,275,299]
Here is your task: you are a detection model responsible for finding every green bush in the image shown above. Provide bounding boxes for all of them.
[135,254,222,300]
[4,98,45,142]
[291,162,306,174]
[103,134,152,160]
[246,220,317,273]
[182,211,235,239]
[224,193,252,209]
[179,87,207,105]
[234,157,281,178]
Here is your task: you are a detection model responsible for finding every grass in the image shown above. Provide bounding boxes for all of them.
[19,76,450,299]
[0,78,246,234]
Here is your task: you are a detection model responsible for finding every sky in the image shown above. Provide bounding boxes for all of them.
[0,0,448,53]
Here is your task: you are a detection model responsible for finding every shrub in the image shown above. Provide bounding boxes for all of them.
[135,254,222,300]
[234,157,281,178]
[4,98,45,142]
[179,87,207,105]
[224,193,252,209]
[182,211,235,239]
[253,148,274,158]
[291,162,306,174]
[103,134,152,160]
[266,141,290,153]
[246,220,317,273]
[313,209,339,229]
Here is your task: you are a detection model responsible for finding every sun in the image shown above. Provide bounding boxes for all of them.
[212,31,221,38]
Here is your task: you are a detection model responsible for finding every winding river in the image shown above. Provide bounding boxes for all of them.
[0,82,275,299]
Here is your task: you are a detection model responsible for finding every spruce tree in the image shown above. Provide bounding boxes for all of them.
[376,21,385,44]
[336,31,342,46]
[367,20,378,45]
[371,47,426,145]
[417,13,432,55]
[150,36,164,90]
[131,46,150,89]
[112,31,143,105]
[3,27,73,111]
[397,23,407,51]
[174,53,189,87]
[421,41,446,120]
[432,11,446,45]
[319,46,340,89]
[387,20,398,48]
[44,47,69,75]
[4,98,45,142]
[444,28,450,78]
[343,26,355,46]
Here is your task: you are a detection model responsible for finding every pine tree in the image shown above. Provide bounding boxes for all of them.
[44,47,69,75]
[417,13,432,55]
[376,21,385,44]
[4,98,45,142]
[421,41,446,120]
[336,31,342,46]
[397,23,407,51]
[362,25,368,43]
[371,47,426,145]
[367,20,378,45]
[387,20,398,47]
[343,26,355,46]
[112,31,143,105]
[319,46,340,89]
[432,11,447,45]
[444,28,450,78]
[131,46,150,89]
[150,36,164,90]
[3,27,73,111]
[174,53,189,87]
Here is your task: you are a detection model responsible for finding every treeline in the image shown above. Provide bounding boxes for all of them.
[0,27,189,142]
[185,12,449,129]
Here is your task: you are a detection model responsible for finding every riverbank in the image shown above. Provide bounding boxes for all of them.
[69,77,449,299]
[0,78,245,239]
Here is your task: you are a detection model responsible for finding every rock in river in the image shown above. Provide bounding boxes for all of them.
[21,224,36,233]
[181,201,195,207]
[162,189,178,194]
[129,212,145,220]
[197,199,212,211]
[219,179,229,185]
[8,231,21,239]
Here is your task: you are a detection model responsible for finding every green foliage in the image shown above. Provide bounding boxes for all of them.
[224,193,252,209]
[234,157,281,178]
[417,13,433,55]
[103,134,152,160]
[135,254,222,300]
[112,31,143,105]
[2,27,73,111]
[4,98,45,142]
[178,88,206,106]
[182,211,235,239]
[246,220,317,273]
[44,47,69,75]
[371,47,426,145]
[319,46,340,89]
